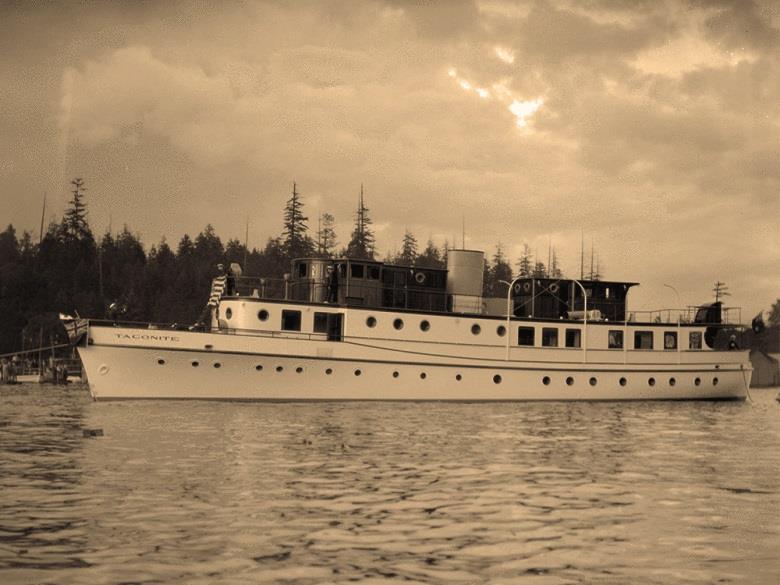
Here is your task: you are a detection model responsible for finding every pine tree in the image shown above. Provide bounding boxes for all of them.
[345,184,375,259]
[516,243,533,277]
[489,243,513,297]
[316,212,338,258]
[416,239,444,268]
[281,182,314,260]
[62,178,92,240]
[532,260,547,278]
[397,230,418,266]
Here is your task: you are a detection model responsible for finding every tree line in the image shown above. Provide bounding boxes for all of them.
[1,178,617,354]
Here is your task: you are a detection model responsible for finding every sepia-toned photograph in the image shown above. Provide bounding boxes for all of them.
[1,1,779,583]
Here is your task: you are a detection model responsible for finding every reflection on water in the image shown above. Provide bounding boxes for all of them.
[1,384,779,584]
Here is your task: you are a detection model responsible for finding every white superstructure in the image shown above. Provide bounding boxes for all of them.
[73,251,752,401]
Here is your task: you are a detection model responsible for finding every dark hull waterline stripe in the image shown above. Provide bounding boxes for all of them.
[85,343,745,374]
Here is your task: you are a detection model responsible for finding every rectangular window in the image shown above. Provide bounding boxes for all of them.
[634,331,653,350]
[541,327,558,347]
[608,330,624,349]
[565,328,581,348]
[350,264,364,279]
[689,331,702,350]
[368,266,380,280]
[297,262,307,278]
[281,310,301,331]
[664,331,678,350]
[313,312,329,334]
[517,326,535,346]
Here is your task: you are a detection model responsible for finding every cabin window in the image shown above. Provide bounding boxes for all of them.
[689,332,702,349]
[393,318,404,330]
[496,325,507,337]
[281,310,302,331]
[608,330,623,349]
[542,328,558,347]
[366,316,377,328]
[634,331,653,350]
[664,332,677,350]
[420,320,431,332]
[351,264,364,279]
[517,327,535,346]
[471,324,481,335]
[314,312,329,334]
[258,309,269,321]
[298,263,307,278]
[368,266,380,280]
[565,329,581,348]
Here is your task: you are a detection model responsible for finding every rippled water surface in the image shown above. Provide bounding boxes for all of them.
[1,384,780,584]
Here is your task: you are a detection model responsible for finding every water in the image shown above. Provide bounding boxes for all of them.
[1,384,779,585]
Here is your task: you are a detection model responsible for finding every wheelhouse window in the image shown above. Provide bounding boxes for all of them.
[664,332,678,350]
[689,331,702,349]
[634,331,653,350]
[281,310,302,331]
[351,264,364,279]
[517,326,535,346]
[541,328,558,347]
[297,262,307,278]
[313,312,329,334]
[565,329,581,348]
[368,266,380,280]
[608,330,623,349]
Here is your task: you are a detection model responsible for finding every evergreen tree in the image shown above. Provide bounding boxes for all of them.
[397,230,418,266]
[281,182,314,260]
[416,239,444,269]
[532,260,547,278]
[345,185,375,259]
[62,178,92,241]
[488,243,513,297]
[316,212,338,258]
[516,244,533,277]
[769,300,780,328]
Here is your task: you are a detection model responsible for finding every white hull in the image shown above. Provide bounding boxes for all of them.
[78,325,750,401]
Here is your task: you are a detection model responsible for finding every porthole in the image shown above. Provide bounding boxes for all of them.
[157,358,166,365]
[225,308,232,320]
[669,377,676,386]
[420,320,430,332]
[296,367,303,374]
[694,377,701,386]
[542,376,551,385]
[420,372,427,380]
[619,377,627,386]
[213,362,222,369]
[191,360,199,367]
[366,316,377,328]
[455,374,462,381]
[471,324,481,335]
[493,374,502,384]
[392,371,399,378]
[258,309,269,321]
[255,364,263,371]
[393,318,404,330]
[276,366,283,373]
[566,376,574,386]
[648,377,656,387]
[354,369,362,376]
[713,377,719,386]
[589,377,597,386]
[496,325,506,337]
[325,368,333,375]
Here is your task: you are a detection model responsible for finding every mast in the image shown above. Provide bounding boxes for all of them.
[39,192,46,242]
[243,216,249,268]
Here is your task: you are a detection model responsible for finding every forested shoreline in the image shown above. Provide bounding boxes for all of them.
[2,179,777,355]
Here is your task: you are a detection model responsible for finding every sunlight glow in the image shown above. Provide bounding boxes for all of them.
[494,46,515,64]
[509,98,544,127]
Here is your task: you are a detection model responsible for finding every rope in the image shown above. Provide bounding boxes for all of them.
[740,365,754,404]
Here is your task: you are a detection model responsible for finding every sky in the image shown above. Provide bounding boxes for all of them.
[1,0,778,318]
